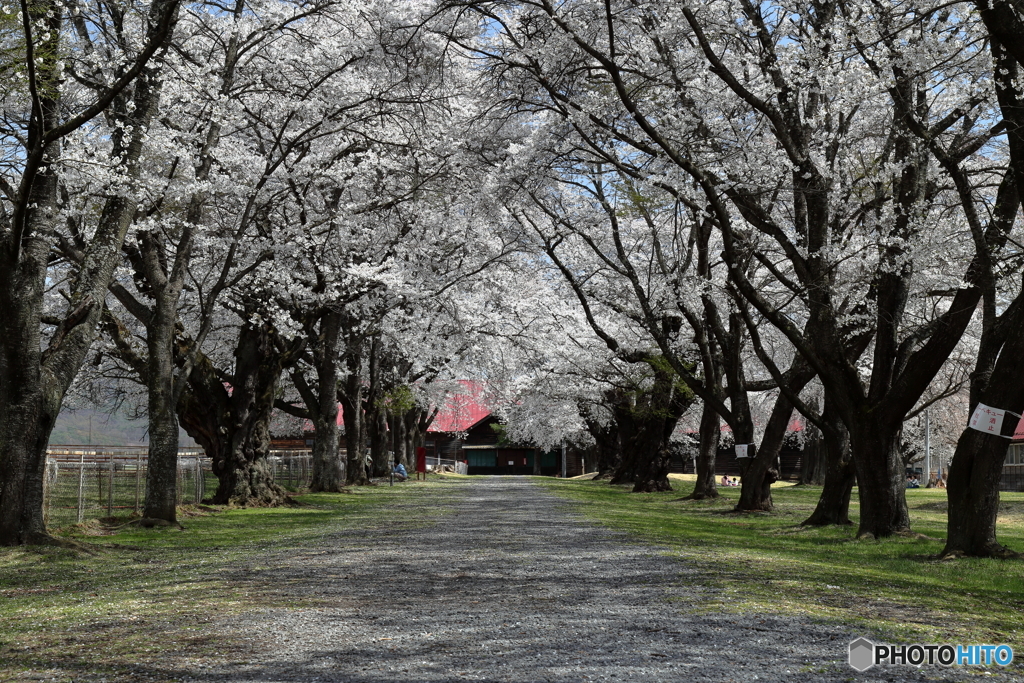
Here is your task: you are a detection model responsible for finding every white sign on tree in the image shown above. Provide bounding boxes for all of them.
[968,404,1021,438]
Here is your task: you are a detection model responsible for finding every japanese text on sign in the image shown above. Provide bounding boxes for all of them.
[969,403,1013,437]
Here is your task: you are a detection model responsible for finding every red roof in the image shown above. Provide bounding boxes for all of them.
[429,381,491,433]
[294,381,491,435]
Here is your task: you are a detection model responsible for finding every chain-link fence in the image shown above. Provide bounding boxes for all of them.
[43,447,313,528]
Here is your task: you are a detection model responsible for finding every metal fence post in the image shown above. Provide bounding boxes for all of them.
[195,457,201,504]
[77,454,85,524]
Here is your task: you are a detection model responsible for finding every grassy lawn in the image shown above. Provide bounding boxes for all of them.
[0,476,464,682]
[539,475,1024,648]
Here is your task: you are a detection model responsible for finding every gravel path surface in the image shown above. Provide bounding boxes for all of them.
[172,477,1020,683]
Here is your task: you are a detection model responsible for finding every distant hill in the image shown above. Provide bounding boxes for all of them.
[50,408,196,447]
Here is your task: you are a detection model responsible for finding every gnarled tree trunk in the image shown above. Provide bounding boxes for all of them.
[609,361,692,493]
[178,322,293,506]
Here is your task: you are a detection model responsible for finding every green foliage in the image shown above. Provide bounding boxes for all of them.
[490,422,513,447]
[378,384,416,415]
[539,477,1024,646]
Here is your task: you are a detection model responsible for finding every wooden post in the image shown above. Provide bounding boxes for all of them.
[135,449,142,514]
[77,454,86,524]
[42,458,51,528]
[107,456,115,517]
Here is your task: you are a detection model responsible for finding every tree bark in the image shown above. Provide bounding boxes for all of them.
[609,361,692,492]
[582,410,619,478]
[942,322,1024,556]
[802,404,855,526]
[177,322,294,506]
[847,415,911,538]
[404,407,422,469]
[308,312,345,492]
[341,368,367,486]
[389,408,409,470]
[943,428,1019,558]
[143,284,181,521]
[0,154,61,545]
[735,422,781,512]
[369,404,389,477]
[686,403,720,499]
[798,416,826,486]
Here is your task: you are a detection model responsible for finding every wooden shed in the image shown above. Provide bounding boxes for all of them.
[1000,420,1024,491]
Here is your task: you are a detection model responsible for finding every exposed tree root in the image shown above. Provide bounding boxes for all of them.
[682,490,721,501]
[23,533,101,555]
[938,544,1022,560]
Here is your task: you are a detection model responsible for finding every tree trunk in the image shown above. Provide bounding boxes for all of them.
[0,350,57,545]
[802,405,855,526]
[389,409,409,470]
[309,312,344,492]
[404,407,421,470]
[177,322,292,506]
[609,363,691,493]
[583,414,619,478]
[310,411,343,492]
[798,418,826,486]
[943,427,1018,557]
[143,292,180,521]
[735,401,795,513]
[686,403,720,499]
[942,325,1024,557]
[0,174,60,545]
[221,322,292,505]
[0,1,176,542]
[341,370,367,486]
[369,404,389,477]
[847,415,911,538]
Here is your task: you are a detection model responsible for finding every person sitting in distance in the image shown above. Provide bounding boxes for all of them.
[393,462,408,481]
[721,475,729,486]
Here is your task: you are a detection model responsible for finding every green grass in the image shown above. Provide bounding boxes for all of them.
[539,476,1024,648]
[0,475,465,682]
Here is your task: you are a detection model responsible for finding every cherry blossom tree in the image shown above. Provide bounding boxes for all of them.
[446,0,1008,539]
[0,0,181,544]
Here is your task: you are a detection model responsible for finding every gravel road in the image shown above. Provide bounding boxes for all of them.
[172,477,1021,683]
